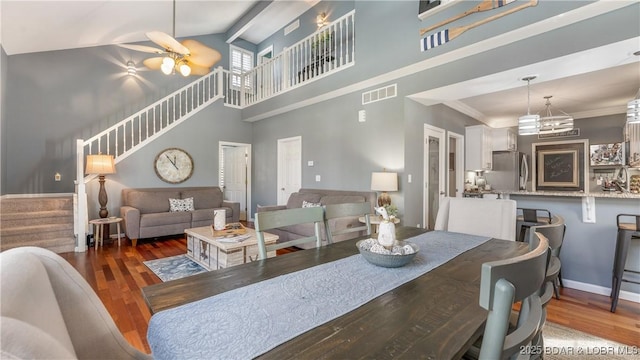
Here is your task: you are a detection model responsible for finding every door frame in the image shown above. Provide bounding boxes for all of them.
[423,124,446,230]
[277,136,302,206]
[218,141,252,221]
[448,131,465,198]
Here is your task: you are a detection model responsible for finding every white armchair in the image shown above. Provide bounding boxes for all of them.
[434,197,517,241]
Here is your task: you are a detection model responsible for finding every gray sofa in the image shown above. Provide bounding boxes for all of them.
[257,188,377,249]
[120,186,240,246]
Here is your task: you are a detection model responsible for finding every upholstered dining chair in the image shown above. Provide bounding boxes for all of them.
[528,215,566,300]
[324,202,372,244]
[475,234,549,359]
[434,197,517,241]
[517,208,552,242]
[255,207,325,260]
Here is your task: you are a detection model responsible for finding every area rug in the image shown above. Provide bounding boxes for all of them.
[544,322,638,359]
[143,254,207,282]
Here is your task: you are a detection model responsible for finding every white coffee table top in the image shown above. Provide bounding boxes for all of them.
[185,226,278,250]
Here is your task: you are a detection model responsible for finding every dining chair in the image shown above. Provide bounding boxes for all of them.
[435,197,517,241]
[527,232,555,360]
[610,213,640,312]
[255,207,325,260]
[516,208,552,242]
[528,215,566,300]
[476,234,549,360]
[323,202,372,244]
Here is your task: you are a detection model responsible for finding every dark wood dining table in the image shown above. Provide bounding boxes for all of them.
[142,227,529,359]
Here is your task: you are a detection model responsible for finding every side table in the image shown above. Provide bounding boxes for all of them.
[359,215,400,234]
[89,217,123,249]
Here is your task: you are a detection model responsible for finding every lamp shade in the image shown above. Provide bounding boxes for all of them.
[371,172,398,192]
[85,154,116,175]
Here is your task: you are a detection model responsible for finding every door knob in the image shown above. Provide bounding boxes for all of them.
[439,191,445,195]
[281,188,285,191]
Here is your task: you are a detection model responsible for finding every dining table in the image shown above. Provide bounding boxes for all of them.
[142,227,529,359]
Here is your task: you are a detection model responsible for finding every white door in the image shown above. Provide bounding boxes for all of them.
[277,136,302,205]
[448,131,465,198]
[219,142,251,221]
[423,125,446,230]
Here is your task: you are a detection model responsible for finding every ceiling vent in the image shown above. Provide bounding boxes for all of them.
[362,84,397,105]
[284,19,300,36]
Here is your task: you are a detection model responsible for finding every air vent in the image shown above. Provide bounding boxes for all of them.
[284,19,300,36]
[362,84,397,105]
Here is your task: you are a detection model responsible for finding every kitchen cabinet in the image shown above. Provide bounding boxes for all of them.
[492,128,517,151]
[465,125,493,171]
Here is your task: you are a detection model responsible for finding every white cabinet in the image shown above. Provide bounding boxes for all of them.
[465,125,493,171]
[492,128,517,151]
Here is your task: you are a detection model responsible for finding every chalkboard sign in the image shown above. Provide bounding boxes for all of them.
[537,150,579,188]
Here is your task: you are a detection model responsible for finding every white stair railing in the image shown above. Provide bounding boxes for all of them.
[242,10,355,107]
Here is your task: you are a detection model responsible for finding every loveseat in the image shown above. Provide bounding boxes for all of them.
[1,246,150,359]
[257,188,377,249]
[120,186,240,246]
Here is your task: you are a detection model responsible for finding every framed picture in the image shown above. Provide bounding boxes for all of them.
[532,140,587,192]
[537,149,579,187]
[589,142,625,166]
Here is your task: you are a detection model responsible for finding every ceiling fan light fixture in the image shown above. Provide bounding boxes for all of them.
[179,63,191,77]
[161,62,173,75]
[162,56,175,68]
[126,61,136,76]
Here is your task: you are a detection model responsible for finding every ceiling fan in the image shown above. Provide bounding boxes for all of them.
[120,0,220,77]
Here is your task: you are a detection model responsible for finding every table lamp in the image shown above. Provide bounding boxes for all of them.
[85,154,116,218]
[371,171,398,207]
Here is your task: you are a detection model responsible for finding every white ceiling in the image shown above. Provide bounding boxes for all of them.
[1,0,639,126]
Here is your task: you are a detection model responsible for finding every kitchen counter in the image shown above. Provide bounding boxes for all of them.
[499,190,640,199]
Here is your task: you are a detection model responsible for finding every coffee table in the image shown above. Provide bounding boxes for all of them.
[184,226,278,271]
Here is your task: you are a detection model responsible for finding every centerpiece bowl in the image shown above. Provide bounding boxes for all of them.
[356,239,419,268]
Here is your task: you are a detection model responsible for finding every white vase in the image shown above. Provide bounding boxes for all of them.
[378,220,396,247]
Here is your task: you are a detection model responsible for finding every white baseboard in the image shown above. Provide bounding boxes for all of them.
[563,279,640,304]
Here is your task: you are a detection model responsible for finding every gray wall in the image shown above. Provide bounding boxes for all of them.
[1,46,6,195]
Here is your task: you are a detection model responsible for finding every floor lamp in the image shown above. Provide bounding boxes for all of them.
[85,154,116,218]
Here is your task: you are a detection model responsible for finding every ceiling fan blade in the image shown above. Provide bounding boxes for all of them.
[118,43,166,54]
[185,62,213,76]
[181,39,221,68]
[146,31,190,55]
[143,57,164,70]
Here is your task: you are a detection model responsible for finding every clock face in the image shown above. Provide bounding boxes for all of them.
[154,148,194,184]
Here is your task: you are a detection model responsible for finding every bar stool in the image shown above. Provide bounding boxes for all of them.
[516,208,551,242]
[611,214,640,312]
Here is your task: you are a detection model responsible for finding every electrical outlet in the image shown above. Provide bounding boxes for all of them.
[315,175,321,182]
[54,173,61,181]
[308,160,314,167]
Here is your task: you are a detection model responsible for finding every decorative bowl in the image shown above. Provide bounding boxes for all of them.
[356,239,419,268]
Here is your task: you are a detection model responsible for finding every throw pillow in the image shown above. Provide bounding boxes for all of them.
[169,197,194,212]
[302,200,322,208]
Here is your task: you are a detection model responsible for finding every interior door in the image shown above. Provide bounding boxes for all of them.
[423,125,446,230]
[448,131,465,198]
[220,142,251,221]
[277,136,302,205]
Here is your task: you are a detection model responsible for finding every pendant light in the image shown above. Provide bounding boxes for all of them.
[538,95,574,134]
[518,75,541,135]
[627,88,640,124]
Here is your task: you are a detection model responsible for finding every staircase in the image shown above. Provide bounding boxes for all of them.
[1,196,75,253]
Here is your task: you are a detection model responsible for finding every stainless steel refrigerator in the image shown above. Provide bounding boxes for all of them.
[484,151,529,191]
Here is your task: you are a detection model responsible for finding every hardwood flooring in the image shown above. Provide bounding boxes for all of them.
[60,235,640,355]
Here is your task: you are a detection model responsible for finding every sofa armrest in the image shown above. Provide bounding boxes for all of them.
[256,205,287,213]
[222,201,240,223]
[120,206,140,240]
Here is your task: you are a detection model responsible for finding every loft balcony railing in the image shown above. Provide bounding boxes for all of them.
[74,10,356,251]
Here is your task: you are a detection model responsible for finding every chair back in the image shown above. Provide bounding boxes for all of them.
[435,197,517,241]
[528,215,566,257]
[478,235,549,359]
[324,202,372,244]
[255,207,325,260]
[518,208,551,223]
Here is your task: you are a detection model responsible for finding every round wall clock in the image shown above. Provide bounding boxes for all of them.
[154,148,194,184]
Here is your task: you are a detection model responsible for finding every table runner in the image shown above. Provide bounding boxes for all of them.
[147,231,490,360]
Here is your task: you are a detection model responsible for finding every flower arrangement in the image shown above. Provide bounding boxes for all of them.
[383,204,398,219]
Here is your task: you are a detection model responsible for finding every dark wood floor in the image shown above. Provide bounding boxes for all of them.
[60,235,640,355]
